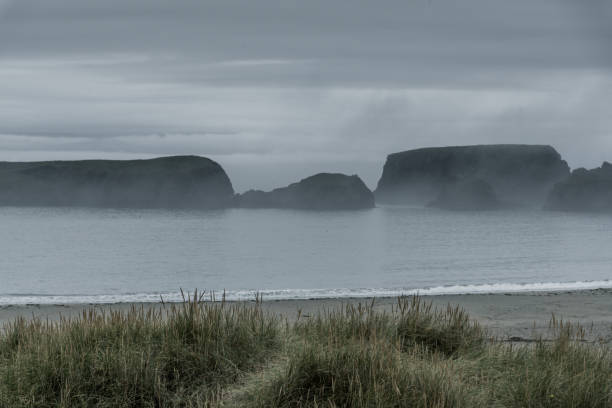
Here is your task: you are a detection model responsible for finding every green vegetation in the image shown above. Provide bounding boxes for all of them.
[1,295,610,407]
[0,291,279,407]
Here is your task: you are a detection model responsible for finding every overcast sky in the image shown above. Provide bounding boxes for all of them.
[0,0,611,191]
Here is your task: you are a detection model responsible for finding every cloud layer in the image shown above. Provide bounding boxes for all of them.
[1,0,611,191]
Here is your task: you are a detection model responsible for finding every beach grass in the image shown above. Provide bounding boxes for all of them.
[0,294,610,407]
[0,290,280,407]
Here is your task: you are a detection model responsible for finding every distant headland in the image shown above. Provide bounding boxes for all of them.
[0,156,234,209]
[1,144,611,212]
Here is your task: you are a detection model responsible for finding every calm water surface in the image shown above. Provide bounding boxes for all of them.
[1,206,611,304]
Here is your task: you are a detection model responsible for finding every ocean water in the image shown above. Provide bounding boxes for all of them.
[1,206,611,304]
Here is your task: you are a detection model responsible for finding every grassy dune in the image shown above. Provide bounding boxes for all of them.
[0,294,610,407]
[0,291,279,407]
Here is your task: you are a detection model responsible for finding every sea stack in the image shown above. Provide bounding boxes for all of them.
[545,162,612,212]
[0,156,235,209]
[375,144,570,208]
[235,173,375,210]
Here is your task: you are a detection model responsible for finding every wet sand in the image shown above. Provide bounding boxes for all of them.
[2,289,611,342]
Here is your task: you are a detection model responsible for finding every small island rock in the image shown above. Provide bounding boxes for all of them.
[235,173,375,210]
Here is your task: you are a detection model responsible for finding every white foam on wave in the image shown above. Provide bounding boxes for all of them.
[1,280,611,305]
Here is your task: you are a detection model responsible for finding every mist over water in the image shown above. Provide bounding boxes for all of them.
[1,206,611,305]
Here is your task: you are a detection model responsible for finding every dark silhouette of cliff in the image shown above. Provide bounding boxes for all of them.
[235,173,375,210]
[545,162,612,212]
[375,145,569,208]
[0,156,234,209]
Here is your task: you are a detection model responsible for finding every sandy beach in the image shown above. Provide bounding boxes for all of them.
[2,289,611,342]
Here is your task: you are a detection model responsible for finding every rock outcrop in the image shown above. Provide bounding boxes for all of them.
[235,173,375,210]
[545,162,612,212]
[0,156,234,208]
[375,145,570,207]
[428,179,500,211]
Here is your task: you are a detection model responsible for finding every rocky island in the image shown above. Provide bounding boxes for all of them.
[235,173,375,210]
[375,144,570,209]
[0,156,234,209]
[545,162,612,212]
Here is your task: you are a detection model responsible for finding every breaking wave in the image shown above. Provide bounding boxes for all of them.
[1,280,611,305]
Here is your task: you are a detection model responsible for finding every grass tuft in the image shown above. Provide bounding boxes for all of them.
[294,297,484,356]
[248,342,476,407]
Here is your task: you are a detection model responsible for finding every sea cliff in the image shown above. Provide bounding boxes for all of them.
[0,156,234,209]
[375,144,569,208]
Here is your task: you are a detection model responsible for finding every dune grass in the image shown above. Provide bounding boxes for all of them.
[241,297,611,408]
[0,291,279,407]
[293,297,484,356]
[0,294,610,407]
[244,342,477,407]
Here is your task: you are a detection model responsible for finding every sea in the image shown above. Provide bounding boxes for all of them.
[1,206,611,305]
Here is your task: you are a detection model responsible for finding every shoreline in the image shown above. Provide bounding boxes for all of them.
[2,288,611,342]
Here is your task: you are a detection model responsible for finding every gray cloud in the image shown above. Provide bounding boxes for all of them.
[0,0,611,191]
